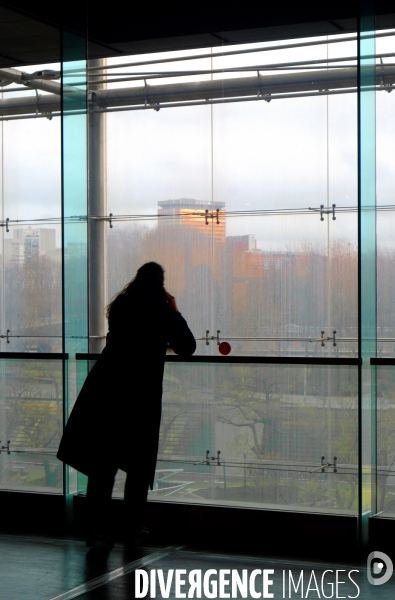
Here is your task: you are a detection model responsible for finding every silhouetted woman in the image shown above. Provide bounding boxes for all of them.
[57,262,196,549]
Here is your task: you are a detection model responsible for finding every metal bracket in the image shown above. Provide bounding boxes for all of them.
[0,329,10,343]
[194,450,210,465]
[380,58,393,93]
[205,330,221,346]
[308,204,336,221]
[0,218,9,232]
[257,71,263,96]
[204,209,220,225]
[194,450,222,466]
[309,330,337,347]
[0,440,11,455]
[143,79,160,111]
[310,455,338,474]
[108,213,113,228]
[257,73,271,102]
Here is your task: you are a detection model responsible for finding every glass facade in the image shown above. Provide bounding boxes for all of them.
[0,8,394,548]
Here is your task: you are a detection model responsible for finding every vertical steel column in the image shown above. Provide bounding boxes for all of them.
[88,59,107,354]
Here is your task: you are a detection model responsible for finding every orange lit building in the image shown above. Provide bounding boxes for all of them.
[158,199,226,242]
[156,199,226,293]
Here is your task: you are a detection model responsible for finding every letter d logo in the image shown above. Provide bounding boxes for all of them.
[367,551,393,585]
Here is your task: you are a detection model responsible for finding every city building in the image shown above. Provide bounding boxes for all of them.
[158,198,226,242]
[0,1,394,597]
[4,228,59,263]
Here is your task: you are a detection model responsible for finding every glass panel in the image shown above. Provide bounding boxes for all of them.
[377,365,395,516]
[107,219,215,356]
[214,212,357,357]
[107,105,212,217]
[72,357,90,495]
[0,62,63,491]
[153,362,358,514]
[62,33,88,356]
[76,358,358,514]
[0,64,62,352]
[376,30,395,359]
[104,37,359,358]
[358,14,377,538]
[210,38,358,357]
[375,31,395,518]
[377,210,395,358]
[327,213,358,354]
[0,359,63,492]
[62,32,88,502]
[211,94,357,214]
[106,100,214,350]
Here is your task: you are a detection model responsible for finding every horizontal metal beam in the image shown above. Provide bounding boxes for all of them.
[0,67,62,95]
[94,66,391,108]
[0,65,394,117]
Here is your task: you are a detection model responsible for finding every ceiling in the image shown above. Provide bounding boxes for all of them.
[0,0,394,68]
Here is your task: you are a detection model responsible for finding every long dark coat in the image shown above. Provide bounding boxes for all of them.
[57,295,196,488]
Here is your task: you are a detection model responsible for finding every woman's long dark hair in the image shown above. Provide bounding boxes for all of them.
[106,262,165,321]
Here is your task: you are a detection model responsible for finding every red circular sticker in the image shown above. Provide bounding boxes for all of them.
[218,342,231,355]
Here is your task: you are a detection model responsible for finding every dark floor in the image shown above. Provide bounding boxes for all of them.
[1,533,395,600]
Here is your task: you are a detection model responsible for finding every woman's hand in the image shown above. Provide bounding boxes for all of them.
[164,288,179,312]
